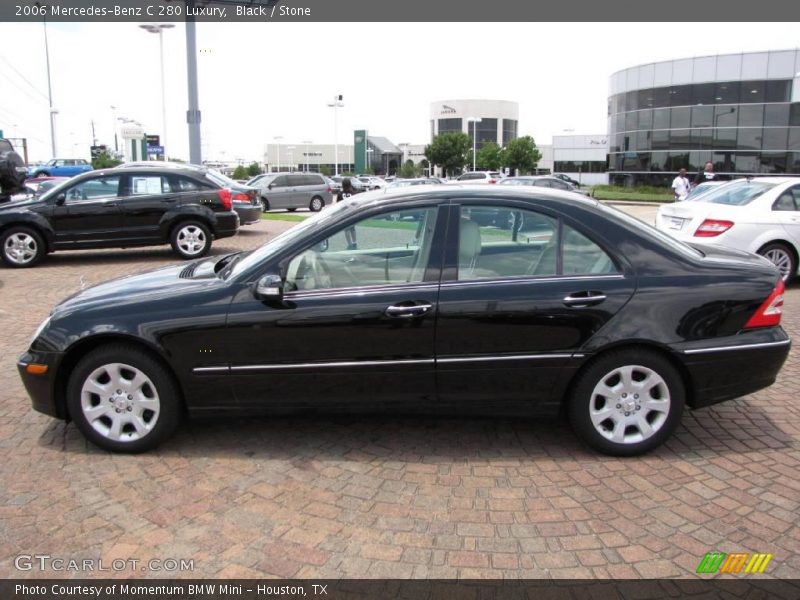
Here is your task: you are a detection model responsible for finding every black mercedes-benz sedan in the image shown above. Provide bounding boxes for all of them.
[0,164,240,267]
[17,186,790,455]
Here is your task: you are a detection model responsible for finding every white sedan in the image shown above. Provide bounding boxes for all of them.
[655,177,800,281]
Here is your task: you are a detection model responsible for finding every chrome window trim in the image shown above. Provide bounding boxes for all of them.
[438,353,582,364]
[440,274,625,289]
[286,283,440,300]
[682,339,790,355]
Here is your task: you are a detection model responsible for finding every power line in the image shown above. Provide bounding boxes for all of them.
[0,56,50,102]
[0,70,49,107]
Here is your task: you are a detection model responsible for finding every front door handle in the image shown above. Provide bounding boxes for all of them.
[563,292,607,307]
[385,303,432,318]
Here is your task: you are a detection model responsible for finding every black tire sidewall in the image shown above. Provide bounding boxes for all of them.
[66,345,180,453]
[1,226,45,268]
[568,349,685,456]
[170,220,211,259]
[309,196,324,212]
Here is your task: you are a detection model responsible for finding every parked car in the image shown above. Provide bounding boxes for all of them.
[655,177,800,282]
[28,158,93,178]
[553,173,581,187]
[24,176,70,195]
[0,165,240,267]
[357,176,386,190]
[386,178,444,188]
[499,175,589,195]
[18,186,789,455]
[120,161,261,226]
[454,171,504,184]
[252,172,333,212]
[329,175,366,192]
[325,176,341,195]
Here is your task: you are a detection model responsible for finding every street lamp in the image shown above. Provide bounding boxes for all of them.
[467,117,482,172]
[286,146,295,172]
[326,94,344,176]
[302,140,312,172]
[273,135,283,172]
[110,105,119,152]
[366,147,374,174]
[139,23,175,160]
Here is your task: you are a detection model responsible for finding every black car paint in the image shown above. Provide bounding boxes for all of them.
[18,187,790,424]
[0,167,239,254]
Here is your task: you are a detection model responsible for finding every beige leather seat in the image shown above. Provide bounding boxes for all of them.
[458,218,482,277]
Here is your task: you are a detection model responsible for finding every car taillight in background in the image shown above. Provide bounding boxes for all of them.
[327,186,332,193]
[744,279,785,329]
[217,188,232,211]
[231,192,251,203]
[488,179,497,184]
[694,219,734,237]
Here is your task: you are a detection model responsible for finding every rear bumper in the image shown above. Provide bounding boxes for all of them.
[214,211,239,239]
[674,328,791,408]
[234,204,262,225]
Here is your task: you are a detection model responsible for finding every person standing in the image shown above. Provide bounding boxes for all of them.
[671,168,691,201]
[694,161,717,187]
[336,178,360,249]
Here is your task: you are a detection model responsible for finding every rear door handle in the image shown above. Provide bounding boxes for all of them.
[563,292,607,307]
[385,303,432,318]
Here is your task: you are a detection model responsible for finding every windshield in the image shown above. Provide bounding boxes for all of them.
[691,180,776,206]
[225,200,358,279]
[498,178,531,186]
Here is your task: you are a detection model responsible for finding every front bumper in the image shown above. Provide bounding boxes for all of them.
[17,350,66,420]
[674,327,791,408]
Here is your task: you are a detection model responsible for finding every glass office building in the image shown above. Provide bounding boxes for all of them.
[608,50,800,185]
[430,100,519,151]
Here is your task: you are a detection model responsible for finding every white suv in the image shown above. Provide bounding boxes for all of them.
[454,171,503,184]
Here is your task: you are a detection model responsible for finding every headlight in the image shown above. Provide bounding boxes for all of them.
[30,316,51,347]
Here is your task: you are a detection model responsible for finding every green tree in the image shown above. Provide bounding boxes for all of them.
[476,143,504,170]
[399,160,420,178]
[91,150,122,170]
[232,165,248,180]
[320,165,330,176]
[247,162,262,177]
[504,136,542,175]
[424,131,471,177]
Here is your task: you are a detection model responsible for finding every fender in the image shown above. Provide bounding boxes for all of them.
[157,205,218,239]
[0,210,57,249]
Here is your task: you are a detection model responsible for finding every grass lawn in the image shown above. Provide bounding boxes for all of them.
[261,212,308,222]
[590,185,674,203]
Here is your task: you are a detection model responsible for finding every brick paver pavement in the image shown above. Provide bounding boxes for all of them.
[1,213,798,579]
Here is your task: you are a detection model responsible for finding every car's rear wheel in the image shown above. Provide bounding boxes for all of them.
[568,349,684,456]
[66,344,181,453]
[758,242,796,282]
[170,221,211,259]
[309,196,324,212]
[1,226,45,268]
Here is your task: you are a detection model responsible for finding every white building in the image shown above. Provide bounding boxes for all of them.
[430,99,519,149]
[263,142,355,175]
[551,134,609,185]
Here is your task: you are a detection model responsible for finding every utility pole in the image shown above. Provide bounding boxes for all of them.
[91,120,97,146]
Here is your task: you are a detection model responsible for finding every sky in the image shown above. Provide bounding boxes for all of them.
[0,21,798,163]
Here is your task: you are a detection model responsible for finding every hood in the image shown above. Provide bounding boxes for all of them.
[53,258,228,316]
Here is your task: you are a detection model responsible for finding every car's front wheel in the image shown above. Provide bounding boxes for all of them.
[261,197,270,212]
[309,196,324,212]
[170,221,211,259]
[758,242,796,282]
[568,349,684,456]
[66,344,181,453]
[1,226,45,268]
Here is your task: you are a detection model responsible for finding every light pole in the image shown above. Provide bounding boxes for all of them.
[302,140,312,172]
[42,14,57,157]
[467,117,482,172]
[273,136,282,172]
[139,24,175,160]
[366,147,374,174]
[110,105,119,152]
[286,146,295,172]
[326,94,344,176]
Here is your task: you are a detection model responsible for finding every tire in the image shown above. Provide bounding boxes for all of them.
[309,196,324,212]
[1,226,45,268]
[170,221,211,259]
[32,171,48,179]
[261,197,270,212]
[66,344,181,453]
[757,242,796,283]
[568,349,685,456]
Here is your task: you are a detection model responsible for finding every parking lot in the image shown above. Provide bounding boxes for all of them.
[1,205,799,580]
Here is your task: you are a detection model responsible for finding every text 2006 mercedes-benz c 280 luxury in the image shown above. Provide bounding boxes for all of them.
[18,186,790,455]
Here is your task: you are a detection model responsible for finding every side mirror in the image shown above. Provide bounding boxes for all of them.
[268,183,275,190]
[254,274,283,302]
[55,193,66,205]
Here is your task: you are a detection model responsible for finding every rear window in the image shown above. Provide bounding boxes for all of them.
[694,180,777,206]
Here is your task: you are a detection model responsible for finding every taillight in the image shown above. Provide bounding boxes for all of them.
[488,179,497,184]
[694,219,734,237]
[744,279,785,329]
[327,186,332,193]
[232,192,250,203]
[217,188,232,210]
